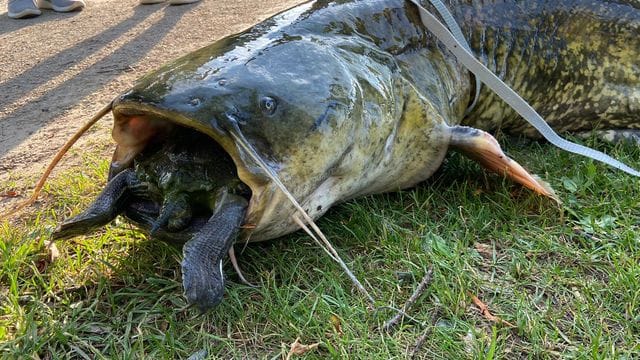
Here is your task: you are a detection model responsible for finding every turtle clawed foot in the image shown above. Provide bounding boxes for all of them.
[150,193,192,235]
[129,181,151,199]
[182,258,225,311]
[53,216,100,240]
[52,169,138,240]
[179,193,247,310]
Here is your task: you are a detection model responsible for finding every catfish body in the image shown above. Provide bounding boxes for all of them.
[71,0,640,241]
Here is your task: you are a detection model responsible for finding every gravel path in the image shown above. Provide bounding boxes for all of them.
[0,0,300,183]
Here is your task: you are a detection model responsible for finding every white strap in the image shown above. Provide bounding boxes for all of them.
[426,0,481,114]
[409,0,640,177]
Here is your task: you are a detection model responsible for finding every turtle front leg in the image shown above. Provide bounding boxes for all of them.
[52,169,144,240]
[181,191,247,311]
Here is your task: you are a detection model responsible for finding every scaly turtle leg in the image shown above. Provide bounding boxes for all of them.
[181,191,247,310]
[52,169,145,240]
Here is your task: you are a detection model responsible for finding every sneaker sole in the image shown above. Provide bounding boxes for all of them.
[168,0,199,4]
[8,8,41,18]
[37,0,85,12]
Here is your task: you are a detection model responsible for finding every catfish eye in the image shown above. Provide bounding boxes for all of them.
[260,96,277,115]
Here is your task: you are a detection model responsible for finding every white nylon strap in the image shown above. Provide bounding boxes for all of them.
[426,0,481,114]
[409,0,640,177]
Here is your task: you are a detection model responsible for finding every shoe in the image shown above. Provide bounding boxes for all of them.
[8,0,41,18]
[139,0,199,5]
[37,0,85,12]
[168,0,200,4]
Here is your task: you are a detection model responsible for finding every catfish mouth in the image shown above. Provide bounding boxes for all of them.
[110,104,253,242]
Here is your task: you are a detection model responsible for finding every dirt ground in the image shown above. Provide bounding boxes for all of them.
[0,0,301,187]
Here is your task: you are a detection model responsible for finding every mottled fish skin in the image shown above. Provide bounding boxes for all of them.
[112,0,639,242]
[450,0,640,135]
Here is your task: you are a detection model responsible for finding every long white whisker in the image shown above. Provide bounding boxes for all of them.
[225,120,376,306]
[292,214,339,263]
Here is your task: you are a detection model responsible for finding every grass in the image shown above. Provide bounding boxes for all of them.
[1,136,639,359]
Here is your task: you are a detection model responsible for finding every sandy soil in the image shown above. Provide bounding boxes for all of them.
[0,0,301,188]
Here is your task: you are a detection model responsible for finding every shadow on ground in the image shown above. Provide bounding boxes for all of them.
[0,3,198,156]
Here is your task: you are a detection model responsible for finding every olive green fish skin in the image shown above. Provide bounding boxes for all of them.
[454,0,640,135]
[114,0,639,241]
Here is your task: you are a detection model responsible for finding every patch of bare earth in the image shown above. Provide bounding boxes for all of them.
[0,0,302,210]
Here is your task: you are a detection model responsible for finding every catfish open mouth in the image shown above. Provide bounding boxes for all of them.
[53,107,253,244]
[51,107,254,310]
[116,120,252,243]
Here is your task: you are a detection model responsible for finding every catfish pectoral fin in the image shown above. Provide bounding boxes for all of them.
[181,193,247,311]
[52,169,139,240]
[450,126,559,202]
